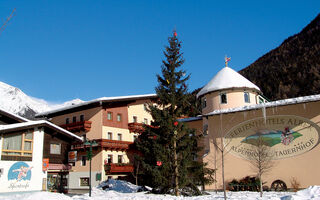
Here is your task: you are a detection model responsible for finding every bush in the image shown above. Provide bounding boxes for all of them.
[290,177,300,192]
[228,176,260,191]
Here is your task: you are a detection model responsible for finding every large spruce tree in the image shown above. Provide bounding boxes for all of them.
[135,31,214,196]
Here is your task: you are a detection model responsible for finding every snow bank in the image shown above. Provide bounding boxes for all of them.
[0,191,71,200]
[281,186,320,200]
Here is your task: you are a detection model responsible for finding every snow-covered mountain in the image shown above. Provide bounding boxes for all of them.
[0,81,83,119]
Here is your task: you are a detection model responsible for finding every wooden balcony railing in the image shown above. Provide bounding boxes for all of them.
[105,163,134,173]
[71,139,133,151]
[128,122,159,134]
[60,121,92,132]
[128,122,145,134]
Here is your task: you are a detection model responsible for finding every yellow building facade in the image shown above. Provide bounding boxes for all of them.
[36,94,156,192]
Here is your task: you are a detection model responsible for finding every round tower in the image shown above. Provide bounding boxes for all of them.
[197,60,261,115]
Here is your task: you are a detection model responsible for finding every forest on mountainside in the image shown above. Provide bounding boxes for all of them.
[239,14,320,101]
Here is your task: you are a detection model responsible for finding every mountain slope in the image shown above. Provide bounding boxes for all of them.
[0,81,83,119]
[240,14,320,100]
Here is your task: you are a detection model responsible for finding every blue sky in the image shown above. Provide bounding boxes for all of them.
[0,0,319,103]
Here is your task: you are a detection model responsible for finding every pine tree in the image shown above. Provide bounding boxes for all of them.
[135,31,214,196]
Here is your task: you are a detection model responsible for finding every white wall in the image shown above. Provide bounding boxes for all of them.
[0,128,47,193]
[68,171,100,190]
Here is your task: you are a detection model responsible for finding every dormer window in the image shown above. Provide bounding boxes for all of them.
[244,92,250,103]
[220,93,227,104]
[201,97,207,109]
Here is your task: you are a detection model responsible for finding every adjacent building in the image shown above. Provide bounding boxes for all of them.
[0,108,82,193]
[36,94,157,192]
[184,64,320,191]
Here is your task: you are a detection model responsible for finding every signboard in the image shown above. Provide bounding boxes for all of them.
[224,115,320,160]
[42,158,49,171]
[68,151,77,162]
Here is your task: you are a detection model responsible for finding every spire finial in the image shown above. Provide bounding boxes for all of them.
[225,55,231,67]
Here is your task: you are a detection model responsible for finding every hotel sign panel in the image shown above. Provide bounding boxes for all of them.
[224,115,320,160]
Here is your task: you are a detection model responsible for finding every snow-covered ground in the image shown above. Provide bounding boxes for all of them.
[0,180,319,200]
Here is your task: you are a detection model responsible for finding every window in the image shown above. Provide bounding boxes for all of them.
[144,118,148,124]
[107,132,112,140]
[81,156,87,166]
[107,112,113,120]
[73,116,77,123]
[133,116,137,123]
[117,114,122,122]
[50,143,61,155]
[66,118,69,124]
[201,97,207,109]
[259,96,265,104]
[244,92,250,103]
[117,133,122,141]
[80,115,84,122]
[220,93,227,104]
[107,155,113,163]
[2,131,33,160]
[80,177,89,186]
[118,155,123,164]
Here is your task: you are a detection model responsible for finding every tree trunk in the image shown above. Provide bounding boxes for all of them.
[136,162,139,186]
[221,149,226,200]
[173,137,179,196]
[259,173,263,198]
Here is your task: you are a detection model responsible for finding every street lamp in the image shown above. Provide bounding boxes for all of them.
[84,139,98,197]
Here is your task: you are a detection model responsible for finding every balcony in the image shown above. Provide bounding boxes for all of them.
[128,122,144,134]
[71,139,133,151]
[128,122,159,134]
[60,121,92,132]
[99,139,133,151]
[105,163,134,173]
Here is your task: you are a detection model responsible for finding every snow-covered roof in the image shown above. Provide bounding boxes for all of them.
[205,94,320,116]
[197,66,260,98]
[0,120,82,141]
[0,108,30,122]
[36,94,157,117]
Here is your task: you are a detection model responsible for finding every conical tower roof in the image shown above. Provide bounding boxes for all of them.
[197,66,261,98]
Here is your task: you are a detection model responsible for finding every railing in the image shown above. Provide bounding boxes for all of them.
[60,121,92,132]
[128,122,145,133]
[128,123,158,134]
[105,163,134,173]
[71,139,133,151]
